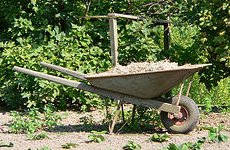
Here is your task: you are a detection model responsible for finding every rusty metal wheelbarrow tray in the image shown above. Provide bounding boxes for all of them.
[86,64,209,99]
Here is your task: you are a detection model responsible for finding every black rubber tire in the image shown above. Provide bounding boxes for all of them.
[160,96,199,134]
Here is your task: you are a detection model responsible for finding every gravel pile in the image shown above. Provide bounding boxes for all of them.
[89,59,189,77]
[109,59,179,74]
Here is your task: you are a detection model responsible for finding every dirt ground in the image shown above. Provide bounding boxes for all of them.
[0,107,230,150]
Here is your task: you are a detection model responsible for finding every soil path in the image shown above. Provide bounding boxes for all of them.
[0,108,230,150]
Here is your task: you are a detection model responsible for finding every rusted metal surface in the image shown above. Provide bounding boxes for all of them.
[86,64,211,99]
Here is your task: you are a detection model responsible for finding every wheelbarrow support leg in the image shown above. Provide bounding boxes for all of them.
[109,100,121,134]
[131,104,137,124]
[173,82,184,106]
[121,103,125,123]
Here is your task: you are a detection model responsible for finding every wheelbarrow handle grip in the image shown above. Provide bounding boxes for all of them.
[40,62,86,80]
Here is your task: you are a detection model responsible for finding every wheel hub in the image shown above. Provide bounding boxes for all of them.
[168,107,189,126]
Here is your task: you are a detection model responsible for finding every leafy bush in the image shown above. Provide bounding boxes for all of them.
[119,19,163,64]
[0,24,111,110]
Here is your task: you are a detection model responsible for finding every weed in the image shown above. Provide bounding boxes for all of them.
[88,130,106,143]
[43,105,62,128]
[162,125,229,150]
[61,142,78,149]
[9,108,43,133]
[162,137,205,150]
[27,132,49,140]
[136,108,163,129]
[36,146,52,150]
[0,140,14,148]
[123,141,141,150]
[9,106,62,134]
[123,108,163,132]
[80,114,94,125]
[150,133,170,142]
[208,125,229,143]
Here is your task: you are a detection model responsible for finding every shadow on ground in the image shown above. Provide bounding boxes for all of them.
[47,122,166,134]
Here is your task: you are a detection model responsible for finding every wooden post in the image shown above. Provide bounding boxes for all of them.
[121,103,125,122]
[109,100,121,134]
[186,76,194,97]
[131,104,137,124]
[108,13,119,133]
[164,16,170,53]
[108,13,118,66]
[164,16,171,98]
[174,82,184,106]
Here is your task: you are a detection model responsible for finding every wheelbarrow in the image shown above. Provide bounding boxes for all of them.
[13,62,211,133]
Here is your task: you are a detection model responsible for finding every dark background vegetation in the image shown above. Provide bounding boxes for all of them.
[0,0,229,111]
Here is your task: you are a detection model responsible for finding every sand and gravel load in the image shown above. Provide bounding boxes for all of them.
[89,59,191,76]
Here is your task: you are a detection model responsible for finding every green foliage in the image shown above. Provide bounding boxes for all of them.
[150,133,170,142]
[27,132,49,140]
[0,0,164,110]
[123,141,141,150]
[164,21,202,64]
[9,106,62,134]
[88,130,106,143]
[43,105,62,128]
[162,125,229,150]
[142,0,230,89]
[129,108,163,131]
[172,74,230,112]
[207,126,229,143]
[10,108,43,134]
[162,138,205,150]
[61,143,78,149]
[173,0,229,89]
[0,24,111,109]
[119,19,163,64]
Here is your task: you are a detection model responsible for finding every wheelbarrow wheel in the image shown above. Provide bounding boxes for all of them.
[160,96,199,134]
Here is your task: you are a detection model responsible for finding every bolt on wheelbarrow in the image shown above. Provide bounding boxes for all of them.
[13,62,211,134]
